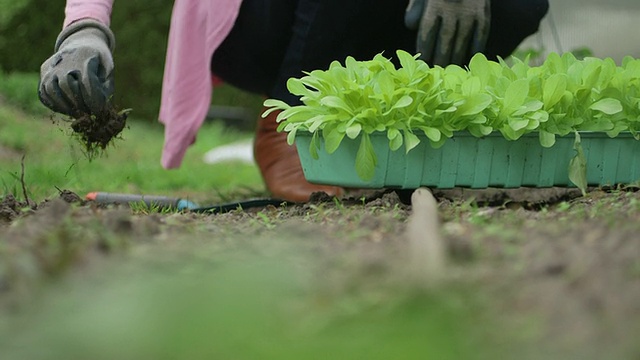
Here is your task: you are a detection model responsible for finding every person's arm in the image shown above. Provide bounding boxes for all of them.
[39,0,116,116]
[64,0,114,27]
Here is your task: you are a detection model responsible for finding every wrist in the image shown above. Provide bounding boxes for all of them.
[55,19,116,52]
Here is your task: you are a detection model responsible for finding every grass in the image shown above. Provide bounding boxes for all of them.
[0,84,264,203]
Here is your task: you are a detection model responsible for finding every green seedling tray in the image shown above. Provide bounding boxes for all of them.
[295,131,640,189]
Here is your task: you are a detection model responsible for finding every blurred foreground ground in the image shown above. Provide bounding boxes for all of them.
[1,187,639,359]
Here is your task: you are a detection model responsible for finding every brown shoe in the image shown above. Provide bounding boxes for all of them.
[254,107,344,202]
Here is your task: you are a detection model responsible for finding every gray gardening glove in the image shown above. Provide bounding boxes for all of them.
[405,0,490,66]
[39,19,116,116]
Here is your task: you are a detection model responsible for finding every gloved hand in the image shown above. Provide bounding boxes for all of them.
[39,20,116,116]
[405,0,490,66]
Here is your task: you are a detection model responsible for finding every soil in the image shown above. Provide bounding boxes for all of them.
[1,187,639,359]
[66,106,129,158]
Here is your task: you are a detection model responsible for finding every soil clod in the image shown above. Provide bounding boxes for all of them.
[67,105,130,159]
[308,191,335,204]
[57,189,84,205]
[0,194,20,223]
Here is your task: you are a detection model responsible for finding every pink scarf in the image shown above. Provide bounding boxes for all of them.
[64,0,243,169]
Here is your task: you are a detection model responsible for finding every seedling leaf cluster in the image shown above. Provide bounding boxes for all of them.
[263,51,640,188]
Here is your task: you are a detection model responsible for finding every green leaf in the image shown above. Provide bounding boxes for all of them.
[286,78,310,96]
[324,127,345,154]
[320,96,353,114]
[429,137,448,149]
[578,119,613,132]
[468,124,493,137]
[422,127,442,142]
[581,60,602,89]
[500,125,519,140]
[461,76,482,95]
[286,127,298,145]
[543,74,567,108]
[346,123,362,139]
[376,71,395,103]
[307,115,327,132]
[469,53,490,77]
[387,127,401,140]
[479,124,493,135]
[355,133,377,181]
[589,98,623,115]
[309,131,320,159]
[545,52,564,73]
[469,53,502,86]
[262,99,291,117]
[456,93,492,116]
[396,49,419,73]
[392,95,414,109]
[388,132,403,151]
[539,130,556,147]
[279,106,314,122]
[469,114,488,124]
[263,98,290,109]
[404,131,421,153]
[509,118,530,131]
[568,131,588,196]
[502,79,530,114]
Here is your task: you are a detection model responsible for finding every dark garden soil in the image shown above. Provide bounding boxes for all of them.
[64,106,129,159]
[1,186,639,358]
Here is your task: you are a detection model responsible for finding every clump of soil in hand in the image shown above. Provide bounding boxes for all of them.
[68,105,130,160]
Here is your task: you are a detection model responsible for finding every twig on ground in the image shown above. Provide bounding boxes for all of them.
[19,154,34,209]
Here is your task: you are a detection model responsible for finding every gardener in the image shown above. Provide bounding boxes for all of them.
[39,0,549,202]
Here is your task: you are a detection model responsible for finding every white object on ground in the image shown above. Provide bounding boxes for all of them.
[203,139,255,165]
[405,187,446,286]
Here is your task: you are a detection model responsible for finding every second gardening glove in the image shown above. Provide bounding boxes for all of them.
[405,0,490,66]
[39,19,115,117]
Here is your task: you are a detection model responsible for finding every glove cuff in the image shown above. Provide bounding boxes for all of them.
[55,19,116,53]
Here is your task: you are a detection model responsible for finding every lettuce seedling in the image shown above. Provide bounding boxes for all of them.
[264,50,640,192]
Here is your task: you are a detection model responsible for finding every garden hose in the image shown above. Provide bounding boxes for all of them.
[86,192,291,213]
